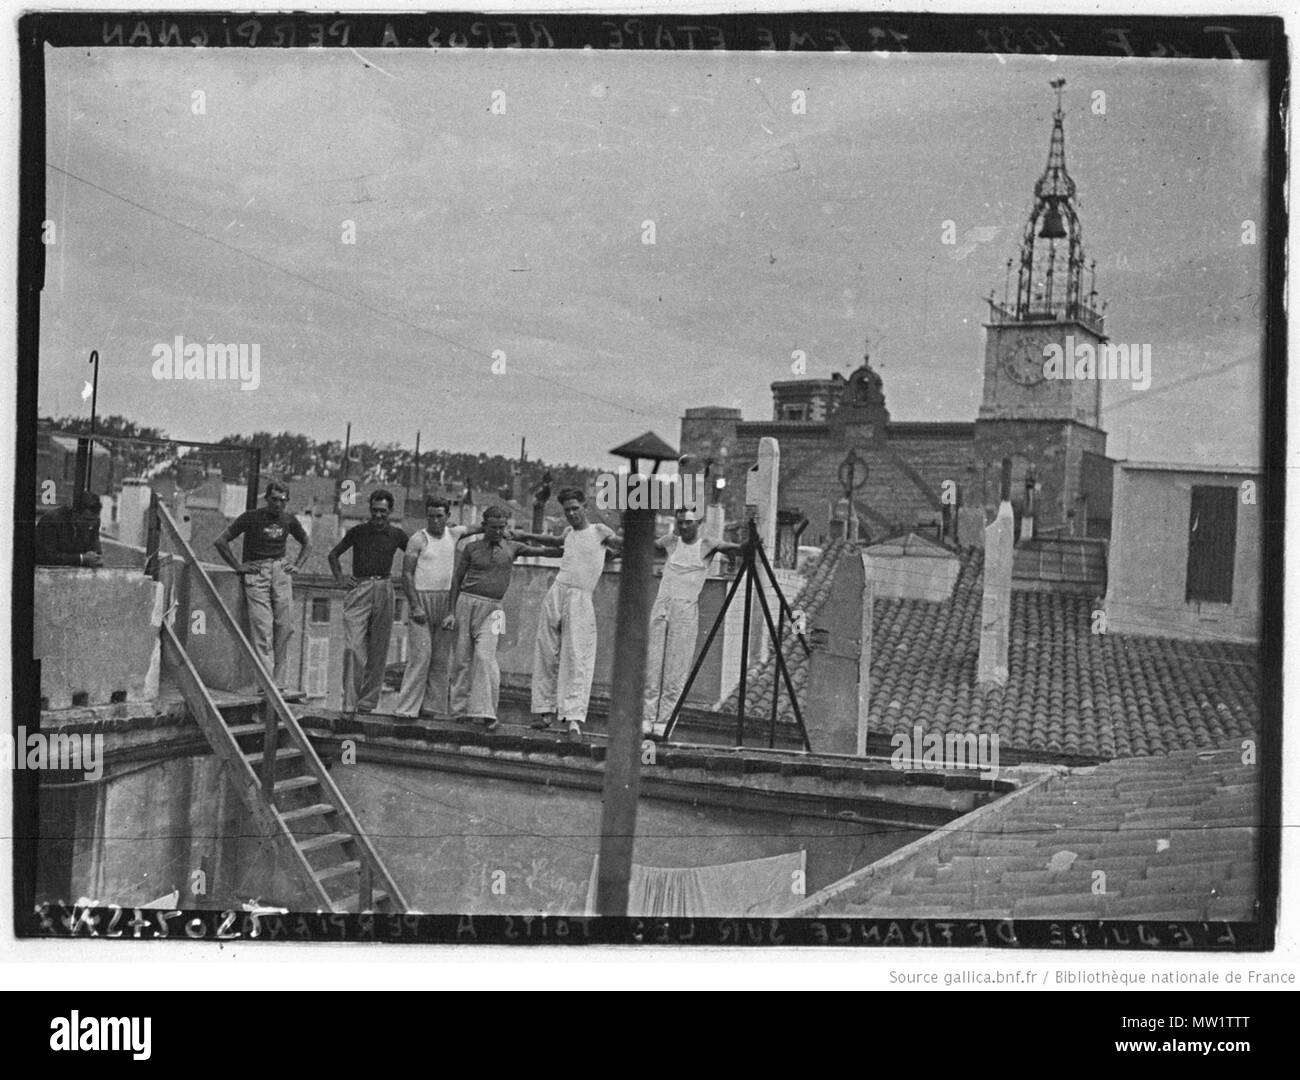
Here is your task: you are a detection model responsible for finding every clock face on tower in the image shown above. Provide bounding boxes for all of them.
[1001,335,1049,386]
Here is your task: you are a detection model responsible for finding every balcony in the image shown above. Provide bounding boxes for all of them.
[986,298,1105,336]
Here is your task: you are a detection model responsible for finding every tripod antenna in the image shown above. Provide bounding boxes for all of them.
[662,520,809,750]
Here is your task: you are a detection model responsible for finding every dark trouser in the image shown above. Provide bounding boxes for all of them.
[342,579,394,712]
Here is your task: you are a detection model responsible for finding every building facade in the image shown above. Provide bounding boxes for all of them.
[680,81,1116,549]
[1104,463,1261,644]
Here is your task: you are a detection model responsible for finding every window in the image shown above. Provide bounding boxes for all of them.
[310,596,331,624]
[781,403,808,422]
[1186,485,1237,604]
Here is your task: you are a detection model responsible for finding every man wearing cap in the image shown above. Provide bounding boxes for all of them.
[215,481,311,691]
[328,489,408,716]
[36,490,105,568]
[643,508,741,738]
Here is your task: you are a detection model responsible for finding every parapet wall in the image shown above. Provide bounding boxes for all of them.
[34,568,165,709]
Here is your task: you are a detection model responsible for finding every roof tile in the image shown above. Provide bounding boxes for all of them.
[809,744,1261,921]
[735,546,1258,763]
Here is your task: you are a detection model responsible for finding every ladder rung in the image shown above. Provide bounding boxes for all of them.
[280,803,338,824]
[298,831,353,854]
[158,506,408,915]
[228,722,287,738]
[336,890,390,912]
[274,775,319,795]
[246,748,304,766]
[314,860,361,884]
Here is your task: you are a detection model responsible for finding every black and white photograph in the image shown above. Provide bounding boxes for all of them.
[7,7,1287,968]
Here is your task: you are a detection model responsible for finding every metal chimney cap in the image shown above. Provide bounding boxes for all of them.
[610,431,678,462]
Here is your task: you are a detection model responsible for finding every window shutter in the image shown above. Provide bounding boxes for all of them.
[304,636,330,698]
[1186,486,1237,604]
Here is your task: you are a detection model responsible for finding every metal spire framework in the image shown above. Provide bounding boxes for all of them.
[991,80,1104,334]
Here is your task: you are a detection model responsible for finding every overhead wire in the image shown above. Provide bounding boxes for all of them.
[44,161,645,417]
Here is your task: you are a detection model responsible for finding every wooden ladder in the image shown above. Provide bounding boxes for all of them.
[154,499,408,914]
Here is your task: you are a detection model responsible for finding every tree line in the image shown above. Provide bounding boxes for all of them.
[43,415,596,502]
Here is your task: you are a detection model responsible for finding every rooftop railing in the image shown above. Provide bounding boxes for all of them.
[987,298,1105,336]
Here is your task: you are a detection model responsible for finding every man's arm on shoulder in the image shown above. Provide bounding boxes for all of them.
[511,529,564,547]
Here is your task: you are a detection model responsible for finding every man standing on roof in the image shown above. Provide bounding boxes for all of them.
[327,489,408,716]
[215,481,311,692]
[515,487,621,742]
[393,496,481,720]
[643,508,741,739]
[443,505,556,731]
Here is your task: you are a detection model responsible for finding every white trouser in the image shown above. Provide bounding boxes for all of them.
[531,581,597,723]
[643,595,698,734]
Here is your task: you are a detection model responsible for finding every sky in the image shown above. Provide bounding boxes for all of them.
[38,47,1269,473]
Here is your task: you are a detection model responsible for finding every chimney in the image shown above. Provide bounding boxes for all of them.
[977,499,1014,687]
[117,478,152,548]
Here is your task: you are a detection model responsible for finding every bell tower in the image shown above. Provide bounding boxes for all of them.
[975,79,1109,532]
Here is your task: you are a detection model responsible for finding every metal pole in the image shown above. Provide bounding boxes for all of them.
[85,350,99,492]
[753,533,811,657]
[594,494,657,916]
[750,563,812,752]
[768,601,784,749]
[145,491,161,580]
[735,525,755,747]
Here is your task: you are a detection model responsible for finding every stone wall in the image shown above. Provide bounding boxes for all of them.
[973,418,1107,532]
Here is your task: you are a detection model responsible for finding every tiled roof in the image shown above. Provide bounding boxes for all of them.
[722,546,1259,761]
[870,549,1258,759]
[866,531,954,559]
[805,746,1259,921]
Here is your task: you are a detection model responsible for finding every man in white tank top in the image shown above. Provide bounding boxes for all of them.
[643,509,741,737]
[516,487,621,741]
[394,497,479,719]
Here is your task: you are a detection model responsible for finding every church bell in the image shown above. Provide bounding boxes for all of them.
[1038,203,1067,239]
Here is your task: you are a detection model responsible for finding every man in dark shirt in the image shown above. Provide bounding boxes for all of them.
[36,491,104,568]
[443,505,553,730]
[328,489,408,715]
[215,482,311,690]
